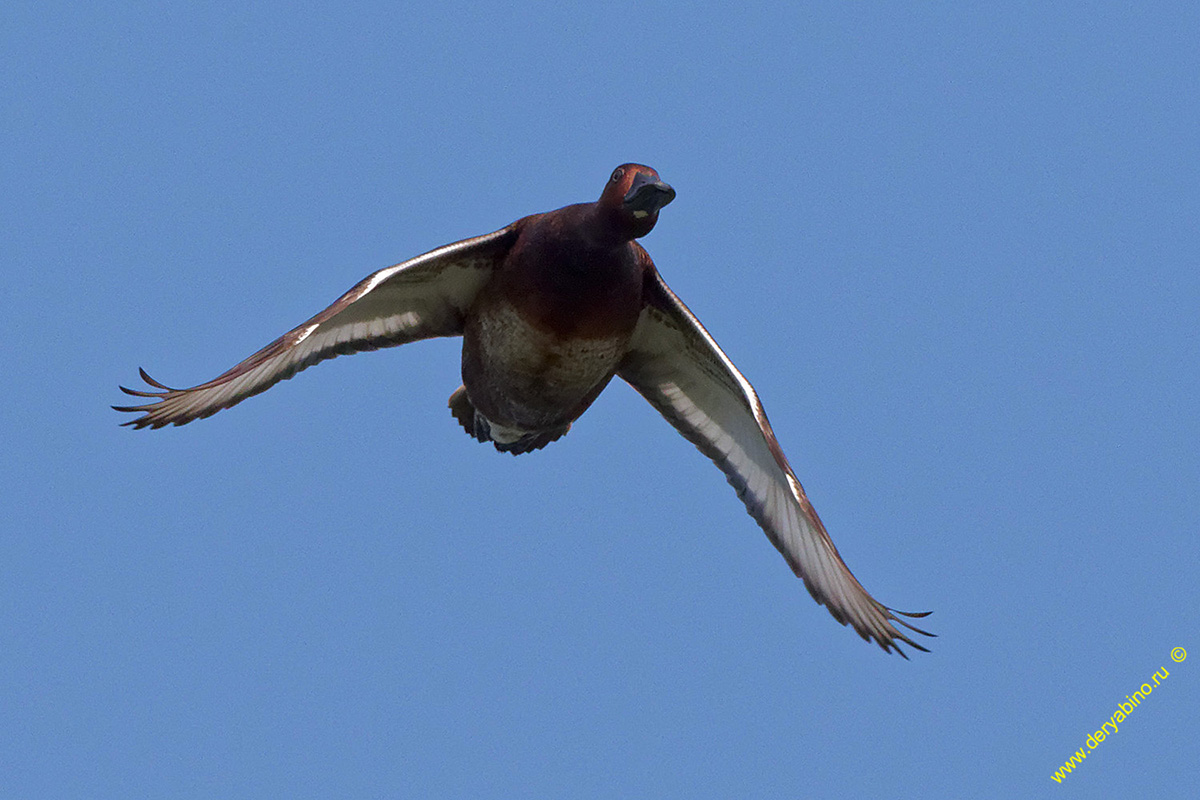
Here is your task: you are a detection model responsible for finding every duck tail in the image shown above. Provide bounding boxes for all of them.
[448,386,487,442]
[447,386,570,455]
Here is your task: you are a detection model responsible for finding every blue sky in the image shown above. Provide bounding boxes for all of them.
[5,3,1198,797]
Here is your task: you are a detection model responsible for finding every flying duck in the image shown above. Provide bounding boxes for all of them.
[115,164,932,656]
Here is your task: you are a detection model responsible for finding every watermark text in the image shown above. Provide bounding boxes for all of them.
[1050,647,1185,783]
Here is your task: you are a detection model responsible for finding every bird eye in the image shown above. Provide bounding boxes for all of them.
[611,168,625,183]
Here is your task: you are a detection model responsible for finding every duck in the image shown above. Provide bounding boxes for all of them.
[115,163,933,656]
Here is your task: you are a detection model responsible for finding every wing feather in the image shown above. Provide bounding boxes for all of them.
[619,264,932,656]
[115,226,517,428]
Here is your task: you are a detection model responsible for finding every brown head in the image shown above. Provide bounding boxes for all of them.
[597,163,676,239]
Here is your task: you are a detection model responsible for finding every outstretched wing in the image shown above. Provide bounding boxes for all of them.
[115,226,518,429]
[618,262,932,656]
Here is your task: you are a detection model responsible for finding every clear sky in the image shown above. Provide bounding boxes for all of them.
[5,3,1198,797]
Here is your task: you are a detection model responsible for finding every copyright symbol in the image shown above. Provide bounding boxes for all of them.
[1171,647,1187,662]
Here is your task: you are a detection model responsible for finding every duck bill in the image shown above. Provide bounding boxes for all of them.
[622,175,676,216]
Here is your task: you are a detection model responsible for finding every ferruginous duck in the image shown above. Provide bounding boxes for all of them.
[115,164,932,656]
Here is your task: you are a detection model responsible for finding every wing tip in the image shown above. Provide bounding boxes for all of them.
[137,367,177,391]
[113,367,174,429]
[799,572,935,657]
[112,403,160,429]
[879,608,935,658]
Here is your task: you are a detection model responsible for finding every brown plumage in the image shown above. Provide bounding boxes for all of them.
[115,164,933,656]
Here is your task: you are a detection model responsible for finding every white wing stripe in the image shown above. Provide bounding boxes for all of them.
[116,227,515,428]
[619,269,931,656]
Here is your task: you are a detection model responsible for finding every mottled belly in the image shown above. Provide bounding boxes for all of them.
[464,302,630,428]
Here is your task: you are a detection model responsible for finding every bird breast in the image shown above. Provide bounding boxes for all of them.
[464,301,630,423]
